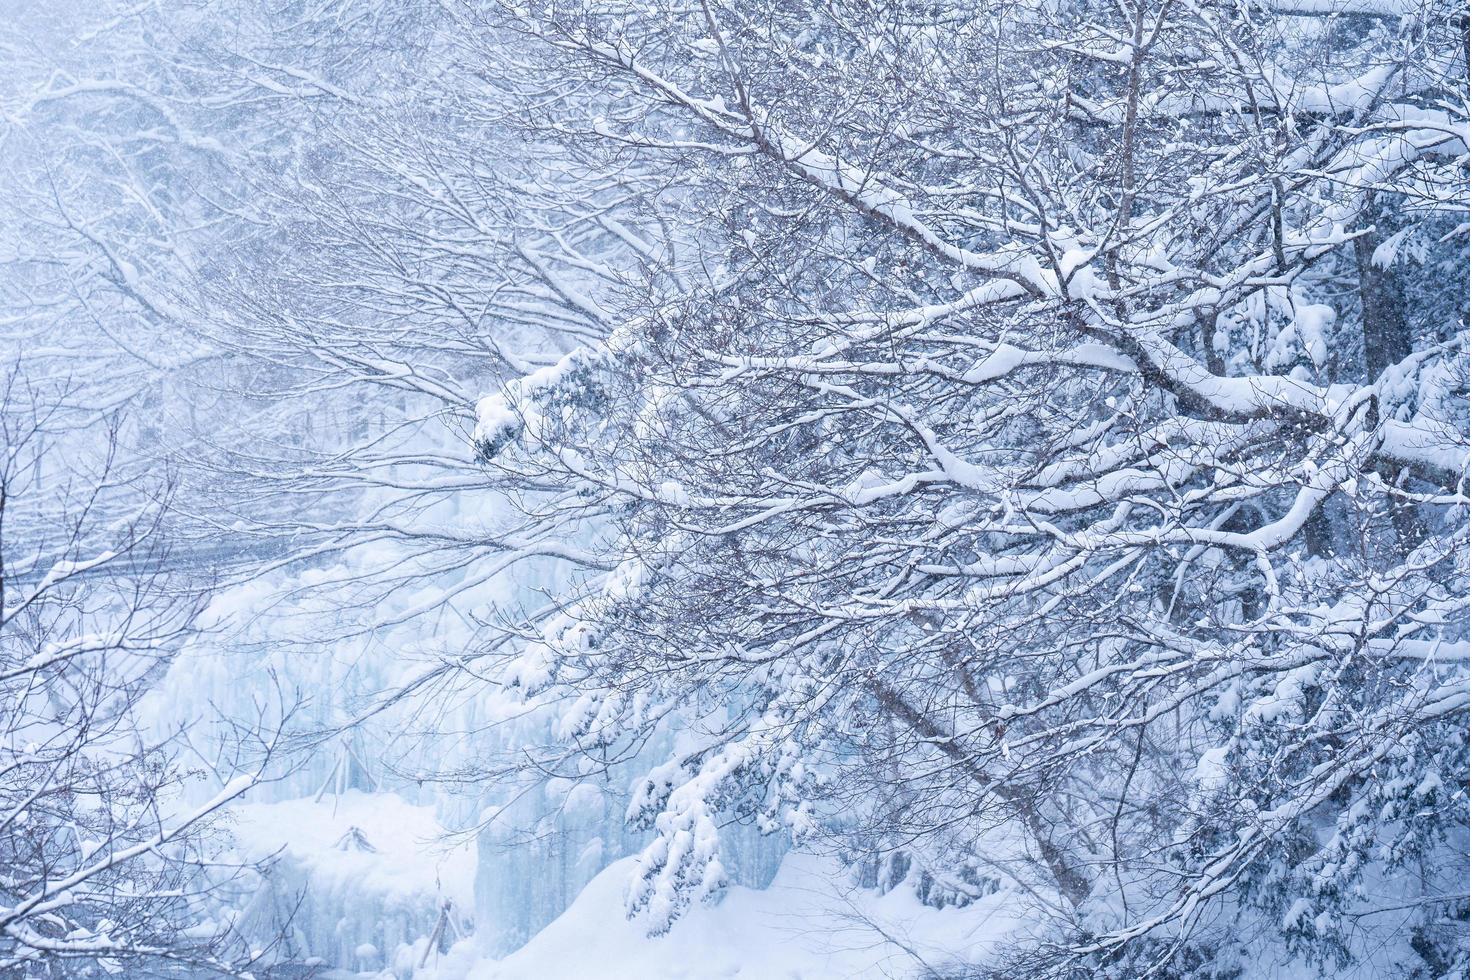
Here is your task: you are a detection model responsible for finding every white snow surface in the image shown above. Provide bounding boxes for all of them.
[229,790,476,973]
[230,790,475,909]
[426,853,1028,980]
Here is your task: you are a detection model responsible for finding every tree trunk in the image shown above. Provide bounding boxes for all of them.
[1354,193,1423,550]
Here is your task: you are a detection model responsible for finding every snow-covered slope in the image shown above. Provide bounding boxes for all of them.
[427,854,1028,980]
[229,791,475,974]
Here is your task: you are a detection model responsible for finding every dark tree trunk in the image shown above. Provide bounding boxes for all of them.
[1354,193,1423,550]
[1354,195,1412,382]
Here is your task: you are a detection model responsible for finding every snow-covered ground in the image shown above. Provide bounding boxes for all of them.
[222,786,1028,978]
[423,854,1027,980]
[229,792,475,975]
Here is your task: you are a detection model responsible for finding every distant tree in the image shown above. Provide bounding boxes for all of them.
[0,369,292,977]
